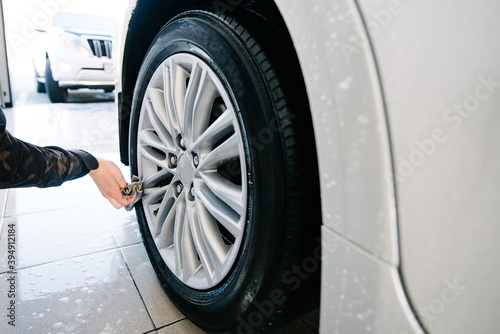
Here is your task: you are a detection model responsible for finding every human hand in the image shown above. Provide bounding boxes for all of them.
[89,158,136,209]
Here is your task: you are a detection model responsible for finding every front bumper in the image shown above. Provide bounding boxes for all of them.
[59,80,115,89]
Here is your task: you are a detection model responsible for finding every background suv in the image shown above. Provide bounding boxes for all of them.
[34,12,115,102]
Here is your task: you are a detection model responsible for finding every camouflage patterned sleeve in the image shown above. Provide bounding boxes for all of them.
[0,109,99,189]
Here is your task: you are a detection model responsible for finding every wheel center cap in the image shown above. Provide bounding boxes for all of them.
[178,154,194,184]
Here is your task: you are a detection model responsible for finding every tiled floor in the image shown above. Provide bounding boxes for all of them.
[0,82,319,333]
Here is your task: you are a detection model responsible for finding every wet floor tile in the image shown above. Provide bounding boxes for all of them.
[0,249,154,334]
[0,189,7,214]
[121,244,185,328]
[111,213,142,249]
[0,204,140,271]
[157,318,320,334]
[157,319,207,334]
[3,102,118,155]
[5,177,106,217]
[156,311,315,334]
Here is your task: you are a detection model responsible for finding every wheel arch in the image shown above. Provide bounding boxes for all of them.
[118,0,192,164]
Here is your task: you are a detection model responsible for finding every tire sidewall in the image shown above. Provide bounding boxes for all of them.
[45,58,67,103]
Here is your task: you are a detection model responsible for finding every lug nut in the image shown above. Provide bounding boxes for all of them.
[190,186,195,197]
[176,183,183,194]
[193,155,199,167]
[177,134,186,150]
[170,155,177,165]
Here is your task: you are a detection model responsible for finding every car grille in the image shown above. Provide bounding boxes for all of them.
[87,39,112,58]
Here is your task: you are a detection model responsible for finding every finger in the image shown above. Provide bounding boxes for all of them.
[111,184,129,200]
[109,187,136,205]
[125,193,137,203]
[115,177,128,190]
[120,194,137,206]
[110,172,128,190]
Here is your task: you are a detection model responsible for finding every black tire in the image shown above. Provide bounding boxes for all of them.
[36,80,46,93]
[35,70,46,93]
[130,11,320,333]
[45,58,67,103]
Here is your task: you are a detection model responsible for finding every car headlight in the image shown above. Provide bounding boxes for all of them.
[57,60,71,73]
[58,31,92,58]
[78,46,92,58]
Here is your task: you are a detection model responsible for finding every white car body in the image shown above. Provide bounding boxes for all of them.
[44,30,114,89]
[116,1,500,333]
[35,12,115,92]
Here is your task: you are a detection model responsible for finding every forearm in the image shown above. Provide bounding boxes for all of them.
[0,130,98,189]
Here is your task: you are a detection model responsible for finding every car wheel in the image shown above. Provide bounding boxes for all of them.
[35,71,46,93]
[36,80,46,93]
[129,11,320,333]
[45,58,67,103]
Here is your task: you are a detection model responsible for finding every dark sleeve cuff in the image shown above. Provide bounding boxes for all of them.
[70,149,99,172]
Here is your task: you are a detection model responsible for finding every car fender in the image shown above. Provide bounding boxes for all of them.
[274,0,424,333]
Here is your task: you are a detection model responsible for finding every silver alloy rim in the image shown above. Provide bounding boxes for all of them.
[137,53,248,290]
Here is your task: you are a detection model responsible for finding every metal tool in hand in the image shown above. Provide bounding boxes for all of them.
[121,175,143,211]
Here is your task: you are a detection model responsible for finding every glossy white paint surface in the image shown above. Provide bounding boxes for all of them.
[320,227,423,334]
[275,0,398,267]
[115,0,138,91]
[356,0,500,333]
[273,0,423,332]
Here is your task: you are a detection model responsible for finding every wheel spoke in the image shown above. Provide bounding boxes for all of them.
[195,198,230,262]
[141,169,172,189]
[192,109,234,152]
[143,184,169,205]
[183,62,202,142]
[187,201,219,284]
[162,63,180,138]
[154,187,176,238]
[197,133,240,171]
[195,181,243,239]
[181,213,201,284]
[138,129,176,154]
[138,129,162,149]
[138,145,168,170]
[165,59,188,137]
[145,90,173,147]
[173,196,186,277]
[191,70,218,141]
[146,88,175,148]
[199,171,245,215]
